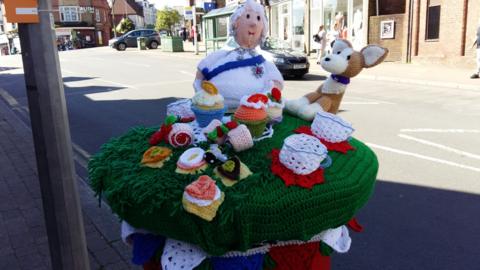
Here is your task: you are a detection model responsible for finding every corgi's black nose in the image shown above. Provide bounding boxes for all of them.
[324,57,331,61]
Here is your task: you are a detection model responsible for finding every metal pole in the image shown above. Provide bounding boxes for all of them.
[193,3,199,55]
[112,0,117,38]
[17,0,90,269]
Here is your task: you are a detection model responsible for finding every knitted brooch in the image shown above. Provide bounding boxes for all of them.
[182,175,225,221]
[149,115,194,148]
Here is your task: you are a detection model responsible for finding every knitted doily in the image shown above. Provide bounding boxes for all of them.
[161,239,207,270]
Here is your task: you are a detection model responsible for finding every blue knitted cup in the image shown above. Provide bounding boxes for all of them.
[191,105,227,128]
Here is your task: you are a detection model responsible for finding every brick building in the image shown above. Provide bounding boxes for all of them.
[368,0,480,68]
[53,0,112,47]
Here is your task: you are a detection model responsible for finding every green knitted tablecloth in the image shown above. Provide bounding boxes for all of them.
[88,114,378,256]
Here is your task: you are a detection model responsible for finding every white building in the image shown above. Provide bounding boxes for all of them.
[135,0,157,27]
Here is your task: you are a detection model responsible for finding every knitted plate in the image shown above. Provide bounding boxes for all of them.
[88,114,378,256]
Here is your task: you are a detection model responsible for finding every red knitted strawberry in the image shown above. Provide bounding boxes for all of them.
[271,88,282,102]
[225,121,239,130]
[247,94,269,104]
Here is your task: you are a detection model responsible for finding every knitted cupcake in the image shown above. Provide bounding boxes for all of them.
[191,81,226,128]
[232,94,269,138]
[182,175,224,221]
[266,88,284,123]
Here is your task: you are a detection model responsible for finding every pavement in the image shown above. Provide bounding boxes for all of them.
[0,97,138,269]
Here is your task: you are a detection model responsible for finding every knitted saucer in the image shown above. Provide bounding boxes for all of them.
[89,114,378,256]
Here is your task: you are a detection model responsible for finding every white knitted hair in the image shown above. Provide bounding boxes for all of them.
[229,0,268,45]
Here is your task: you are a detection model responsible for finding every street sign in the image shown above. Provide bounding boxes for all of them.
[4,0,39,23]
[184,6,193,20]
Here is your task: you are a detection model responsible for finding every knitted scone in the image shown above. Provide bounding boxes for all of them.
[227,124,254,152]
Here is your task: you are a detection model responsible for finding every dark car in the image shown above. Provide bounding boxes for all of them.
[223,37,309,79]
[109,29,161,51]
[261,37,309,78]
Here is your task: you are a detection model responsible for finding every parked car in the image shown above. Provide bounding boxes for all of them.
[223,37,310,79]
[109,29,161,51]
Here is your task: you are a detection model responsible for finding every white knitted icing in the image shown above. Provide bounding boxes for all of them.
[239,95,268,109]
[183,186,221,207]
[192,90,224,107]
[267,99,285,108]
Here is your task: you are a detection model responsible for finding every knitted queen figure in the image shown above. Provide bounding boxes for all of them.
[193,0,284,110]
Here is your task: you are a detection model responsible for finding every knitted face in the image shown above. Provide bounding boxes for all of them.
[234,6,264,49]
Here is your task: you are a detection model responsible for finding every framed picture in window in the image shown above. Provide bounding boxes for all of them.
[380,20,395,39]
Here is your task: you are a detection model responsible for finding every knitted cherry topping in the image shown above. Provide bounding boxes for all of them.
[225,121,239,130]
[271,88,282,102]
[247,94,269,104]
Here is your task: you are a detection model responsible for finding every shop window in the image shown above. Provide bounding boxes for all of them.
[60,6,80,22]
[216,17,228,38]
[426,5,440,40]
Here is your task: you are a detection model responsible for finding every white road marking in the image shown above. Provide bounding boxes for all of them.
[400,128,480,133]
[133,79,193,88]
[342,101,382,105]
[366,143,480,173]
[398,134,480,160]
[62,69,138,89]
[0,87,19,107]
[346,96,396,104]
[180,70,196,77]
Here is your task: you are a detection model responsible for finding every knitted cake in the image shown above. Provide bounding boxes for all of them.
[191,81,226,128]
[232,94,269,137]
[89,114,378,258]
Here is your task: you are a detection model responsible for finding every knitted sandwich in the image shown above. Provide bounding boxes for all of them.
[182,175,225,221]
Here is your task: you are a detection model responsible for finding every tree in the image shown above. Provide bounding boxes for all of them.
[155,8,181,35]
[115,17,135,35]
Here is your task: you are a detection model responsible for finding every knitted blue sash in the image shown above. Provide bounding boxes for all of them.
[331,74,350,85]
[201,55,266,81]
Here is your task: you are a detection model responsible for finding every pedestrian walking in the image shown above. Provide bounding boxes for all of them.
[471,20,480,79]
[313,25,327,64]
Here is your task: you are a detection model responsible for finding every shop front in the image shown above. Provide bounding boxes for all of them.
[309,0,368,52]
[269,0,305,52]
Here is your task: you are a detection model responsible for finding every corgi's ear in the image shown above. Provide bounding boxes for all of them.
[361,45,389,68]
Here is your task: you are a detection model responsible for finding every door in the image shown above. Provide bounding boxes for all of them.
[126,31,140,47]
[279,3,291,43]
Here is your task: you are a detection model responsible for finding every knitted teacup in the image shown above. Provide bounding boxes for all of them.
[311,111,354,143]
[279,134,328,175]
[227,124,254,152]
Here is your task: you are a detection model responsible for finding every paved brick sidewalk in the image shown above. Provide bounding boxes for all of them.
[0,99,139,269]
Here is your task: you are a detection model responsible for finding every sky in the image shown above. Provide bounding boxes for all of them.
[152,0,189,8]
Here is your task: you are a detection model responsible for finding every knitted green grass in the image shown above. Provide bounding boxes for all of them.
[88,114,378,256]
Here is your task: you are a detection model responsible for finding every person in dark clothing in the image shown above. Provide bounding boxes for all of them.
[471,22,480,79]
[181,28,187,42]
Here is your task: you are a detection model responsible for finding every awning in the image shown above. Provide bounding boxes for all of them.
[203,5,237,19]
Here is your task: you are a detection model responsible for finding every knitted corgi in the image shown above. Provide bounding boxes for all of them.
[286,39,388,120]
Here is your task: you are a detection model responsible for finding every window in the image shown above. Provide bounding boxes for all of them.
[426,4,440,40]
[95,9,101,22]
[60,6,79,22]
